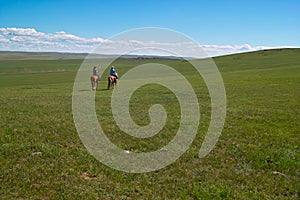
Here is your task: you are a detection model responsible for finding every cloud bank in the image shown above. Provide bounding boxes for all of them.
[0,28,297,57]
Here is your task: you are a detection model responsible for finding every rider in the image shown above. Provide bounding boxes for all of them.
[93,66,100,82]
[109,66,118,80]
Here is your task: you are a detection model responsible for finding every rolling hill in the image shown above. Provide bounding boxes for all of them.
[0,48,299,199]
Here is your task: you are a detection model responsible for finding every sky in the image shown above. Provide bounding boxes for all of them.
[0,0,299,56]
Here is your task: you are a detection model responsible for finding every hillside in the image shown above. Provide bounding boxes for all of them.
[1,48,299,62]
[214,48,300,71]
[0,48,299,199]
[0,51,184,61]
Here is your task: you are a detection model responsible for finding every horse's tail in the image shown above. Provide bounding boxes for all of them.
[108,76,117,89]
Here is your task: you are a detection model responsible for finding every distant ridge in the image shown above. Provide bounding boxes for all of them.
[0,51,88,60]
[213,48,300,59]
[0,48,299,60]
[0,51,185,61]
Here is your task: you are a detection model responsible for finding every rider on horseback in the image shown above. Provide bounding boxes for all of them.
[93,66,100,83]
[109,66,118,81]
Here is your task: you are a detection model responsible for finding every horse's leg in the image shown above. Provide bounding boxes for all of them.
[107,77,111,90]
[113,78,117,89]
[112,79,115,89]
[91,77,94,90]
[111,78,115,89]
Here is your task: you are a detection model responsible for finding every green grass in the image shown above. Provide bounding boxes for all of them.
[0,49,299,199]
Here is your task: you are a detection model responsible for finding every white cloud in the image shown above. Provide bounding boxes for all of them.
[0,35,9,43]
[0,27,298,57]
[0,27,43,36]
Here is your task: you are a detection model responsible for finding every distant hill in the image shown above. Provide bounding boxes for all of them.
[0,51,88,60]
[0,51,185,61]
[213,48,300,72]
[0,48,299,61]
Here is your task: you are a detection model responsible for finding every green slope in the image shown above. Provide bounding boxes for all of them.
[214,48,300,71]
[0,48,299,199]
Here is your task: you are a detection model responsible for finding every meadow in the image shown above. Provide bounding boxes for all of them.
[0,49,299,199]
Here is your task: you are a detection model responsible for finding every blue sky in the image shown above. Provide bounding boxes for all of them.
[0,0,299,56]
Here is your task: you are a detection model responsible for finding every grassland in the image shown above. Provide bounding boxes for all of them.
[0,49,299,199]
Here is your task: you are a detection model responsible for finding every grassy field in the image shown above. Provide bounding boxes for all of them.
[0,49,299,199]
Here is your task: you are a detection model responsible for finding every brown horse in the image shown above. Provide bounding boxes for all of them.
[91,75,99,90]
[107,75,117,90]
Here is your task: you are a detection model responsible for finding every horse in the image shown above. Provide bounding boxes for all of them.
[90,75,99,91]
[107,75,117,90]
